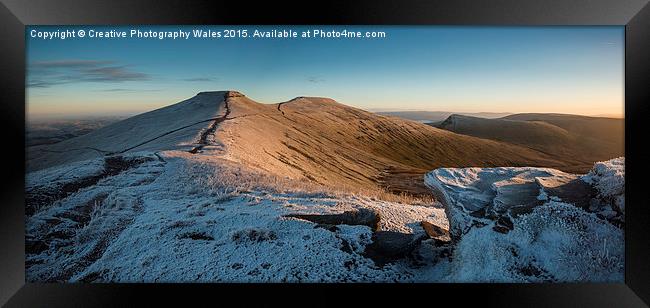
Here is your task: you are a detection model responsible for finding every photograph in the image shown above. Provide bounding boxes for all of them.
[24,25,625,283]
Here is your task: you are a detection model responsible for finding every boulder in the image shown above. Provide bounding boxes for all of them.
[284,208,379,231]
[362,231,427,266]
[425,167,574,238]
[420,220,451,244]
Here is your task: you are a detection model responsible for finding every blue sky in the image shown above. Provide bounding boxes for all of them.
[26,26,624,119]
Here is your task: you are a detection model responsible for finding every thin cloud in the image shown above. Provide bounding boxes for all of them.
[182,77,218,82]
[27,80,59,88]
[27,59,150,88]
[306,76,325,83]
[82,66,149,82]
[31,60,113,68]
[94,88,162,92]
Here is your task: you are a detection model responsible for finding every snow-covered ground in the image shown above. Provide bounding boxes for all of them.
[425,158,624,282]
[25,150,450,282]
[582,157,625,219]
[26,150,624,282]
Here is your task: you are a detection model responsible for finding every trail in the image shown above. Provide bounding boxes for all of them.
[277,97,301,116]
[189,98,231,154]
[39,146,110,155]
[108,118,221,155]
[277,102,285,115]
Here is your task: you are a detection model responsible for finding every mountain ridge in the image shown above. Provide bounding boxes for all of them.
[28,91,615,197]
[210,92,578,195]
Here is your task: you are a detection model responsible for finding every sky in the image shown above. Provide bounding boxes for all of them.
[26,26,624,119]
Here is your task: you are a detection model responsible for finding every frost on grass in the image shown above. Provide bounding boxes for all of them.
[583,157,625,198]
[582,157,625,219]
[449,201,622,282]
[231,228,278,243]
[25,147,624,283]
[26,151,447,282]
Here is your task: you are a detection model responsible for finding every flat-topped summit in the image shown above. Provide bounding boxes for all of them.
[196,90,227,96]
[194,90,244,98]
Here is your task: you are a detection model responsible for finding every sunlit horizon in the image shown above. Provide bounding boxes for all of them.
[26,90,625,121]
[27,26,624,120]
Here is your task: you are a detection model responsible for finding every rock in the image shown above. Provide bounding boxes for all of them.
[582,157,625,225]
[425,167,575,238]
[285,208,380,231]
[362,231,427,266]
[424,160,626,239]
[421,160,625,282]
[492,216,514,233]
[537,176,596,210]
[314,224,339,232]
[420,221,451,243]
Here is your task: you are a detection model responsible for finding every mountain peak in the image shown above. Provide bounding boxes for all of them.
[196,90,227,96]
[195,90,245,98]
[285,96,340,106]
[439,114,463,127]
[225,90,245,98]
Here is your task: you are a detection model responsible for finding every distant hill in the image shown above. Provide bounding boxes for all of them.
[26,117,124,147]
[376,111,512,124]
[435,113,624,172]
[502,113,623,147]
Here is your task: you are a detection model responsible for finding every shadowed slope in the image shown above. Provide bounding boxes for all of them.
[503,113,623,155]
[378,111,512,124]
[27,91,228,172]
[435,113,624,172]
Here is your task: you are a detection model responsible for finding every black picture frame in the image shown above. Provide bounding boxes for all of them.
[1,0,649,306]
